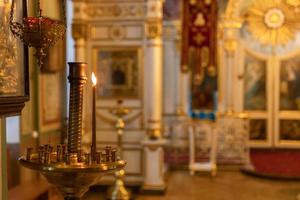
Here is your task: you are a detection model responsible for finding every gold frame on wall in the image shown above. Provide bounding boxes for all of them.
[92,46,143,99]
[240,48,273,148]
[0,0,29,115]
[274,51,300,148]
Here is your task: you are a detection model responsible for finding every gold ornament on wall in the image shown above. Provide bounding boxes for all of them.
[245,0,300,46]
[286,0,300,7]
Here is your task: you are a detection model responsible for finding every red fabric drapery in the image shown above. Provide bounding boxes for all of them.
[181,0,218,110]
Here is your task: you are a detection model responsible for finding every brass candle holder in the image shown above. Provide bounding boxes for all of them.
[19,63,125,200]
[107,100,132,200]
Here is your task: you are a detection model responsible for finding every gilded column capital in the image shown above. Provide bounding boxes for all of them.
[145,20,162,40]
[72,23,87,40]
[221,19,242,55]
[224,38,237,55]
[147,128,162,140]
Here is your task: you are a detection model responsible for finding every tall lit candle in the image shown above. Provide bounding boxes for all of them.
[91,72,97,160]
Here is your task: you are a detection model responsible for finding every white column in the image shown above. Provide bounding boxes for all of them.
[222,21,240,113]
[226,49,234,112]
[74,38,86,62]
[176,71,190,115]
[72,1,87,62]
[72,23,87,63]
[72,21,88,143]
[146,36,163,138]
[142,0,166,193]
[182,72,190,114]
[163,20,180,116]
[144,0,164,139]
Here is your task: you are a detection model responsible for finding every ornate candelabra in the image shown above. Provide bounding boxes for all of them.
[19,63,125,200]
[107,100,132,200]
[9,0,66,67]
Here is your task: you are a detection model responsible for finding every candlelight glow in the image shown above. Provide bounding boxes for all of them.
[92,72,97,86]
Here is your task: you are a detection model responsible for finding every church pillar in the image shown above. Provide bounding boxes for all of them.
[217,18,252,166]
[176,71,190,115]
[72,1,87,62]
[163,20,181,116]
[222,21,240,112]
[142,0,167,193]
[163,20,181,138]
[72,19,89,149]
[72,23,87,62]
[144,0,163,139]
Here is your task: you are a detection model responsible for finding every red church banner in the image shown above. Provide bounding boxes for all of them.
[181,0,218,110]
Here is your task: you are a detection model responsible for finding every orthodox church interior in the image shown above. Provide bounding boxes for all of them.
[2,0,300,199]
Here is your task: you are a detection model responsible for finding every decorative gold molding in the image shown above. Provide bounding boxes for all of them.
[84,3,146,19]
[72,23,87,40]
[109,25,126,40]
[217,111,249,119]
[96,111,143,127]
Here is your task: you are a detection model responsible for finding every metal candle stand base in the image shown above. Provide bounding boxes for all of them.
[19,63,125,200]
[20,145,125,199]
[107,169,131,200]
[107,100,132,200]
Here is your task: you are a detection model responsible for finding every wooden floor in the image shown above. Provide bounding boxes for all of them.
[85,171,300,200]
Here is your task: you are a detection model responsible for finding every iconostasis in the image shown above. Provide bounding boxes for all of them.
[220,0,300,148]
[72,0,168,186]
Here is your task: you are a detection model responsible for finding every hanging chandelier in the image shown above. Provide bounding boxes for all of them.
[9,0,66,67]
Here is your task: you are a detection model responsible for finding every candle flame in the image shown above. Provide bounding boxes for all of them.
[92,72,97,86]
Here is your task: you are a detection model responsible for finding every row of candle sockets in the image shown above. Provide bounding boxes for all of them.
[26,145,118,165]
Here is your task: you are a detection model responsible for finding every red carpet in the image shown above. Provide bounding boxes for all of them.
[249,149,300,178]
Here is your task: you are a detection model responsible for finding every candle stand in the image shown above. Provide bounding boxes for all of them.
[19,63,125,200]
[107,100,132,200]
